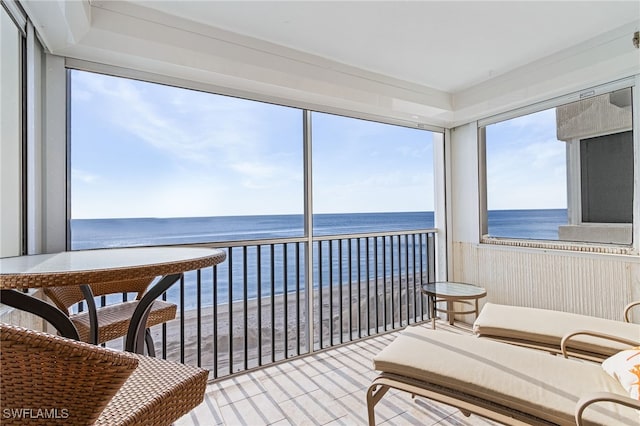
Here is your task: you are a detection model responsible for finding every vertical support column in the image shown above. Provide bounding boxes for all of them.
[631,79,640,309]
[43,54,67,253]
[433,131,448,282]
[303,109,314,353]
[26,20,41,254]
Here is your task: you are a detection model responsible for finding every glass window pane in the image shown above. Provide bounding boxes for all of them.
[311,112,435,235]
[70,70,303,249]
[484,87,633,245]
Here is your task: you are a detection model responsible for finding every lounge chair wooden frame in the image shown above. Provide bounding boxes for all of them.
[367,326,640,426]
[367,373,640,426]
[367,373,547,425]
[561,330,640,359]
[623,300,640,322]
[575,393,640,426]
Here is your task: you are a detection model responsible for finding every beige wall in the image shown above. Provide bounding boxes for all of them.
[451,242,640,323]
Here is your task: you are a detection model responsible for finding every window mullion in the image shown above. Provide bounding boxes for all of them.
[303,109,314,353]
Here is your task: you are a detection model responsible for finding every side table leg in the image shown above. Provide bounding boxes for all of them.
[431,294,436,329]
[447,301,454,325]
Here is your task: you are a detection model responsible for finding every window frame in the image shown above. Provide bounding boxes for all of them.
[478,78,638,254]
[64,65,444,248]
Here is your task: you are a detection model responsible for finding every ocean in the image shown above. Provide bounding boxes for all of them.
[70,209,567,308]
[70,212,437,249]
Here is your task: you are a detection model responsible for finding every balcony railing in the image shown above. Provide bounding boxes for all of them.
[97,229,436,378]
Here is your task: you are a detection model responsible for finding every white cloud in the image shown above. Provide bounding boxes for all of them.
[487,136,566,210]
[71,71,431,218]
[71,172,303,219]
[230,160,303,190]
[73,71,263,166]
[72,168,100,184]
[230,161,279,180]
[314,169,434,214]
[501,108,557,132]
[485,105,568,210]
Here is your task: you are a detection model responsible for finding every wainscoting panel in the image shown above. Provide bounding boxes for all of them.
[451,242,640,323]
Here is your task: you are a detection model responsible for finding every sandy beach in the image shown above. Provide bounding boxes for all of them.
[140,275,430,377]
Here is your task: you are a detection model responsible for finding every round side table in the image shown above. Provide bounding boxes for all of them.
[421,281,487,329]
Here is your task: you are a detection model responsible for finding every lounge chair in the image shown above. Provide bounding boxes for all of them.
[472,302,640,361]
[0,323,208,425]
[367,326,640,426]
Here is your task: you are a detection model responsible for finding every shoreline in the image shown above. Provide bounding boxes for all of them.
[140,275,430,375]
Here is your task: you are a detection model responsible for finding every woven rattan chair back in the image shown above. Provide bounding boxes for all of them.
[0,323,138,425]
[42,278,176,354]
[43,277,153,313]
[1,323,209,425]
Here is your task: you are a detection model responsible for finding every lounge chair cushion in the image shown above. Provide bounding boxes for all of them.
[473,303,640,358]
[373,326,639,425]
[602,347,640,400]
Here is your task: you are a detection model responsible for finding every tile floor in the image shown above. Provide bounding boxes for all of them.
[176,321,499,425]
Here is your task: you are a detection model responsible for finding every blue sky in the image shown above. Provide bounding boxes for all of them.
[71,70,566,219]
[485,109,566,211]
[70,70,434,219]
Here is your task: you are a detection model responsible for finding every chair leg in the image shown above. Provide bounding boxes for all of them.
[367,382,390,426]
[144,328,156,357]
[460,409,471,417]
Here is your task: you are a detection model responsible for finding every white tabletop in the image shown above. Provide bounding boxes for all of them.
[0,247,226,290]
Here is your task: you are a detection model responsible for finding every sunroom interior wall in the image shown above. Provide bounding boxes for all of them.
[452,242,640,323]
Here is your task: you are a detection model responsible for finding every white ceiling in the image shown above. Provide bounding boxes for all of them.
[21,0,640,127]
[131,0,640,93]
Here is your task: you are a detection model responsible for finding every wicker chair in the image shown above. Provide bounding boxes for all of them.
[0,323,208,425]
[43,278,177,356]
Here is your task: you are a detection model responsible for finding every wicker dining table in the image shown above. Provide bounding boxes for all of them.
[0,247,226,354]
